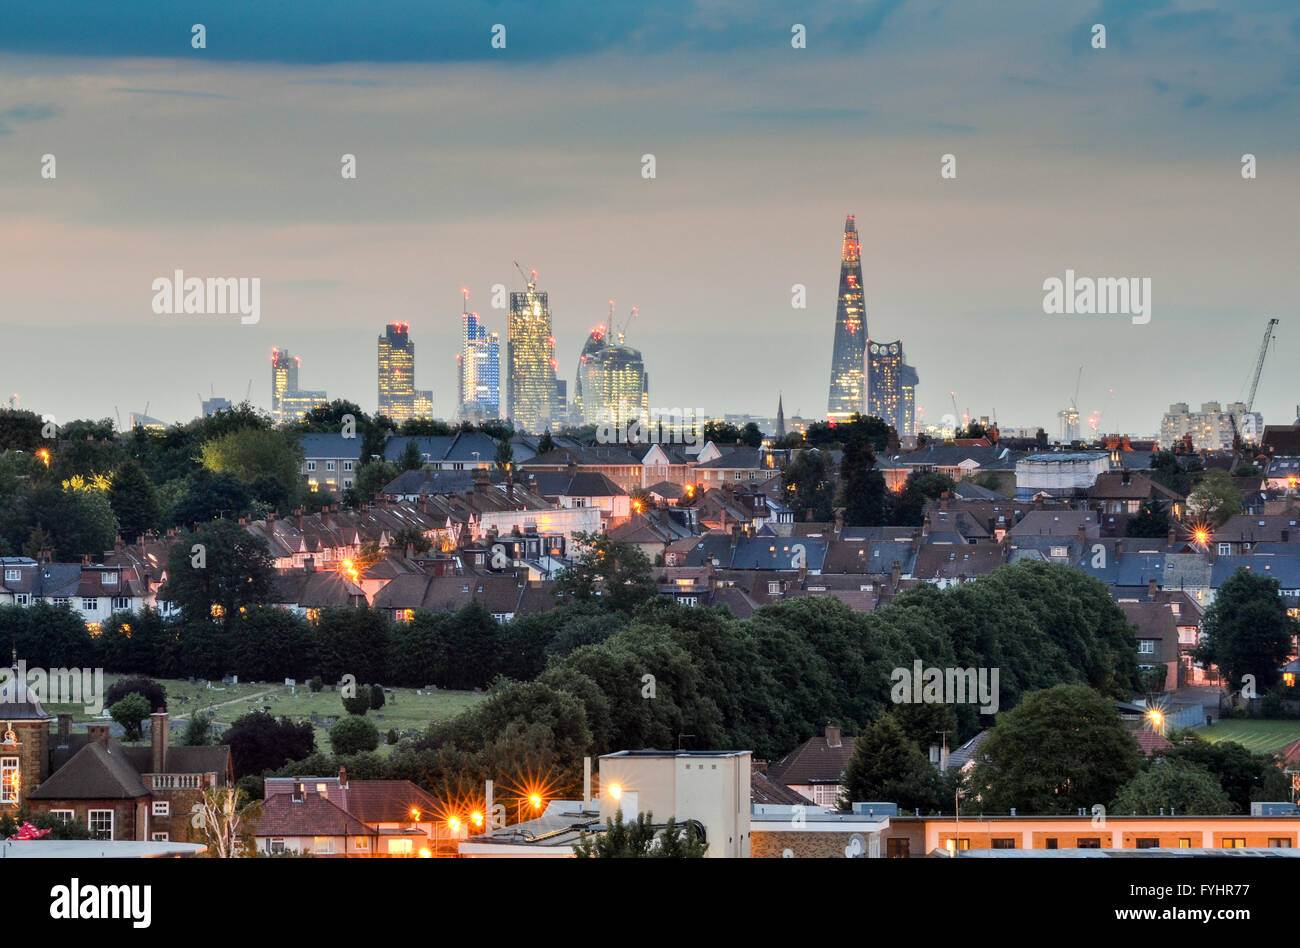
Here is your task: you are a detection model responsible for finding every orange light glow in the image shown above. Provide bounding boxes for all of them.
[471,811,484,827]
[530,794,542,810]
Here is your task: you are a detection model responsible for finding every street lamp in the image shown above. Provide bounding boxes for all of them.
[516,793,543,824]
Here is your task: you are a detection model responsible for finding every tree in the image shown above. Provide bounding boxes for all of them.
[1196,568,1297,693]
[537,430,556,454]
[193,785,263,858]
[1187,469,1242,527]
[330,716,380,755]
[890,471,956,527]
[391,525,431,554]
[573,809,707,857]
[109,692,151,741]
[105,677,168,712]
[342,687,371,716]
[184,710,216,746]
[159,520,276,632]
[555,532,655,611]
[169,469,252,528]
[222,710,317,779]
[353,460,399,505]
[840,713,942,812]
[494,440,514,470]
[1161,736,1290,812]
[201,428,303,501]
[400,439,423,471]
[839,429,888,526]
[1149,450,1192,496]
[1125,501,1171,538]
[782,449,834,522]
[370,683,386,710]
[1111,759,1232,815]
[107,459,161,540]
[971,684,1141,815]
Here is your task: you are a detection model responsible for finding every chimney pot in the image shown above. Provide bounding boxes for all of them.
[151,710,168,773]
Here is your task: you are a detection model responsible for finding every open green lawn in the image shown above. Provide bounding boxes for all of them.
[1198,720,1300,754]
[46,675,487,756]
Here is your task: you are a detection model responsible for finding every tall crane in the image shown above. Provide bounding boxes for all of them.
[512,259,536,290]
[1245,318,1279,414]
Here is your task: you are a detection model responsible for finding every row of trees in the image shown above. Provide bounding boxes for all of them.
[841,685,1290,816]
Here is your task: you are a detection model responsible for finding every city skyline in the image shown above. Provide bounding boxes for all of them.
[2,2,1298,432]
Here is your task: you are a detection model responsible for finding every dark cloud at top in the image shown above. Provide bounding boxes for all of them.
[0,0,907,63]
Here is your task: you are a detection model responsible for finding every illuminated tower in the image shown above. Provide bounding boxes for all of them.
[507,267,560,433]
[827,215,868,423]
[574,306,649,429]
[270,348,300,420]
[457,290,501,422]
[377,323,418,422]
[866,341,918,439]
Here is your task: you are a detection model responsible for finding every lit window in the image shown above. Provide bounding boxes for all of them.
[1,757,19,804]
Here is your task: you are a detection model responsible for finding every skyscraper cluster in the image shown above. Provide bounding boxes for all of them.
[457,292,501,423]
[506,270,563,434]
[573,313,649,429]
[826,216,919,439]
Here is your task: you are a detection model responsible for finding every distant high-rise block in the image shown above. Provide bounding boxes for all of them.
[270,347,300,420]
[458,298,501,422]
[574,323,649,429]
[378,322,420,421]
[507,273,561,433]
[827,216,868,423]
[865,340,918,439]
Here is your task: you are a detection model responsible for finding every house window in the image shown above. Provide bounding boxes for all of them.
[1221,838,1246,848]
[886,838,910,858]
[768,582,781,595]
[52,597,69,607]
[1044,838,1058,849]
[307,461,317,471]
[1179,838,1192,848]
[1218,543,1231,556]
[1268,838,1292,848]
[355,837,369,850]
[1,757,18,804]
[1138,640,1155,654]
[1135,837,1160,849]
[812,784,840,807]
[112,597,131,610]
[152,801,170,817]
[313,837,335,854]
[344,480,353,489]
[326,461,335,471]
[14,594,28,606]
[49,809,74,823]
[1076,837,1101,848]
[81,598,98,611]
[269,838,286,854]
[88,809,114,839]
[991,838,1016,849]
[101,572,117,585]
[387,838,413,855]
[344,461,353,472]
[4,568,20,581]
[152,832,169,842]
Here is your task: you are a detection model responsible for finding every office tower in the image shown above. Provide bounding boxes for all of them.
[865,340,919,440]
[1160,401,1260,451]
[827,215,868,423]
[271,348,299,420]
[377,322,417,422]
[573,319,649,429]
[201,396,232,418]
[457,293,501,422]
[507,269,560,433]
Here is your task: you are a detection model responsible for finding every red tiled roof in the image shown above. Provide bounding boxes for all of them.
[766,731,855,786]
[253,791,375,838]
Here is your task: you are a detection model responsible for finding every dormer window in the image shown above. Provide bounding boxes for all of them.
[101,573,117,585]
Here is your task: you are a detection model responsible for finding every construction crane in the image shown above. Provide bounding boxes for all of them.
[1230,317,1279,451]
[512,259,536,290]
[617,305,637,345]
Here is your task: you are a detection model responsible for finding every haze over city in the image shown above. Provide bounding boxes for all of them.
[2,0,1298,432]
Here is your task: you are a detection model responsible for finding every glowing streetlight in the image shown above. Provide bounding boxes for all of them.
[448,817,461,833]
[529,794,542,810]
[471,811,484,828]
[1146,708,1165,735]
[608,783,623,801]
[36,449,49,468]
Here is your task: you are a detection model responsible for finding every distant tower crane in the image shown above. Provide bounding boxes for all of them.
[1231,317,1279,450]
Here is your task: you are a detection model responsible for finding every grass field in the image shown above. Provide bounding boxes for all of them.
[45,675,487,755]
[1197,720,1300,754]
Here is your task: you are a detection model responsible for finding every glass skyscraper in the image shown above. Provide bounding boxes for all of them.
[378,322,433,422]
[827,216,868,423]
[458,297,501,422]
[573,323,649,428]
[507,273,561,433]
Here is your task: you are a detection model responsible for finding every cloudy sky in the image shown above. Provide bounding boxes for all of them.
[1,0,1297,434]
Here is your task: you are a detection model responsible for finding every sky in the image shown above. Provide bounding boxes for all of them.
[0,0,1298,435]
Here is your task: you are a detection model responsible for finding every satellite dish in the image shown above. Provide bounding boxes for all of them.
[844,833,866,858]
[781,848,794,859]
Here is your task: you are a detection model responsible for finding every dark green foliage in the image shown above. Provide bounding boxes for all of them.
[781,449,834,522]
[104,676,168,712]
[184,710,216,746]
[839,429,888,526]
[1125,501,1171,538]
[342,687,370,716]
[222,710,317,779]
[1160,736,1291,813]
[159,520,276,633]
[841,713,945,813]
[972,684,1142,815]
[573,810,707,857]
[330,716,380,755]
[109,692,151,741]
[1196,568,1297,693]
[108,459,161,540]
[1112,759,1233,815]
[554,532,655,612]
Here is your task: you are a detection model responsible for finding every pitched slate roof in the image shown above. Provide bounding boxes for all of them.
[766,729,855,786]
[252,790,376,838]
[298,433,363,460]
[27,738,149,800]
[750,768,813,805]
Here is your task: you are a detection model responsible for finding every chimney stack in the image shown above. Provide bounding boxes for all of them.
[1076,524,1086,547]
[338,765,348,789]
[150,709,168,774]
[1148,578,1158,599]
[87,723,110,745]
[825,723,842,748]
[1167,526,1176,548]
[57,712,72,746]
[583,757,592,812]
[303,556,315,573]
